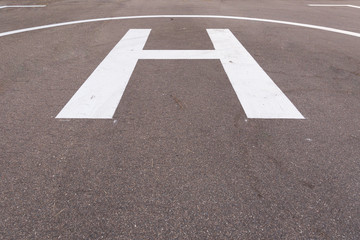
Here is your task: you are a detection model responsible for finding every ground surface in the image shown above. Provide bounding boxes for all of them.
[0,0,359,239]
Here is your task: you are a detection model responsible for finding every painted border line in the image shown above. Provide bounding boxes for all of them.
[0,15,359,38]
[0,5,46,9]
[308,4,360,9]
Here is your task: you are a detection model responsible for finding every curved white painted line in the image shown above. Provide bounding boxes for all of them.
[308,4,360,9]
[0,15,359,38]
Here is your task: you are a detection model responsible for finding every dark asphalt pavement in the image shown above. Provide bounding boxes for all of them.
[0,0,359,239]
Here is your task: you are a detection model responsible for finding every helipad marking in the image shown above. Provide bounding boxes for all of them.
[56,29,304,119]
[0,15,359,38]
[308,4,360,9]
[0,5,46,9]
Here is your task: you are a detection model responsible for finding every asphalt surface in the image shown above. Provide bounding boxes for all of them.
[0,0,359,239]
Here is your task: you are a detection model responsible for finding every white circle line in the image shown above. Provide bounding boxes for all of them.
[0,15,359,38]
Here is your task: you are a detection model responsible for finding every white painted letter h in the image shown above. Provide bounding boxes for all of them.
[57,29,303,119]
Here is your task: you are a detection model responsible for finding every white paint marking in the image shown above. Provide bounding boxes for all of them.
[308,4,360,9]
[56,29,150,119]
[57,29,304,119]
[208,29,303,119]
[348,5,360,9]
[0,15,359,38]
[0,5,46,9]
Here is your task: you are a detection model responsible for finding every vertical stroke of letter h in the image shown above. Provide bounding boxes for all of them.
[56,29,303,119]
